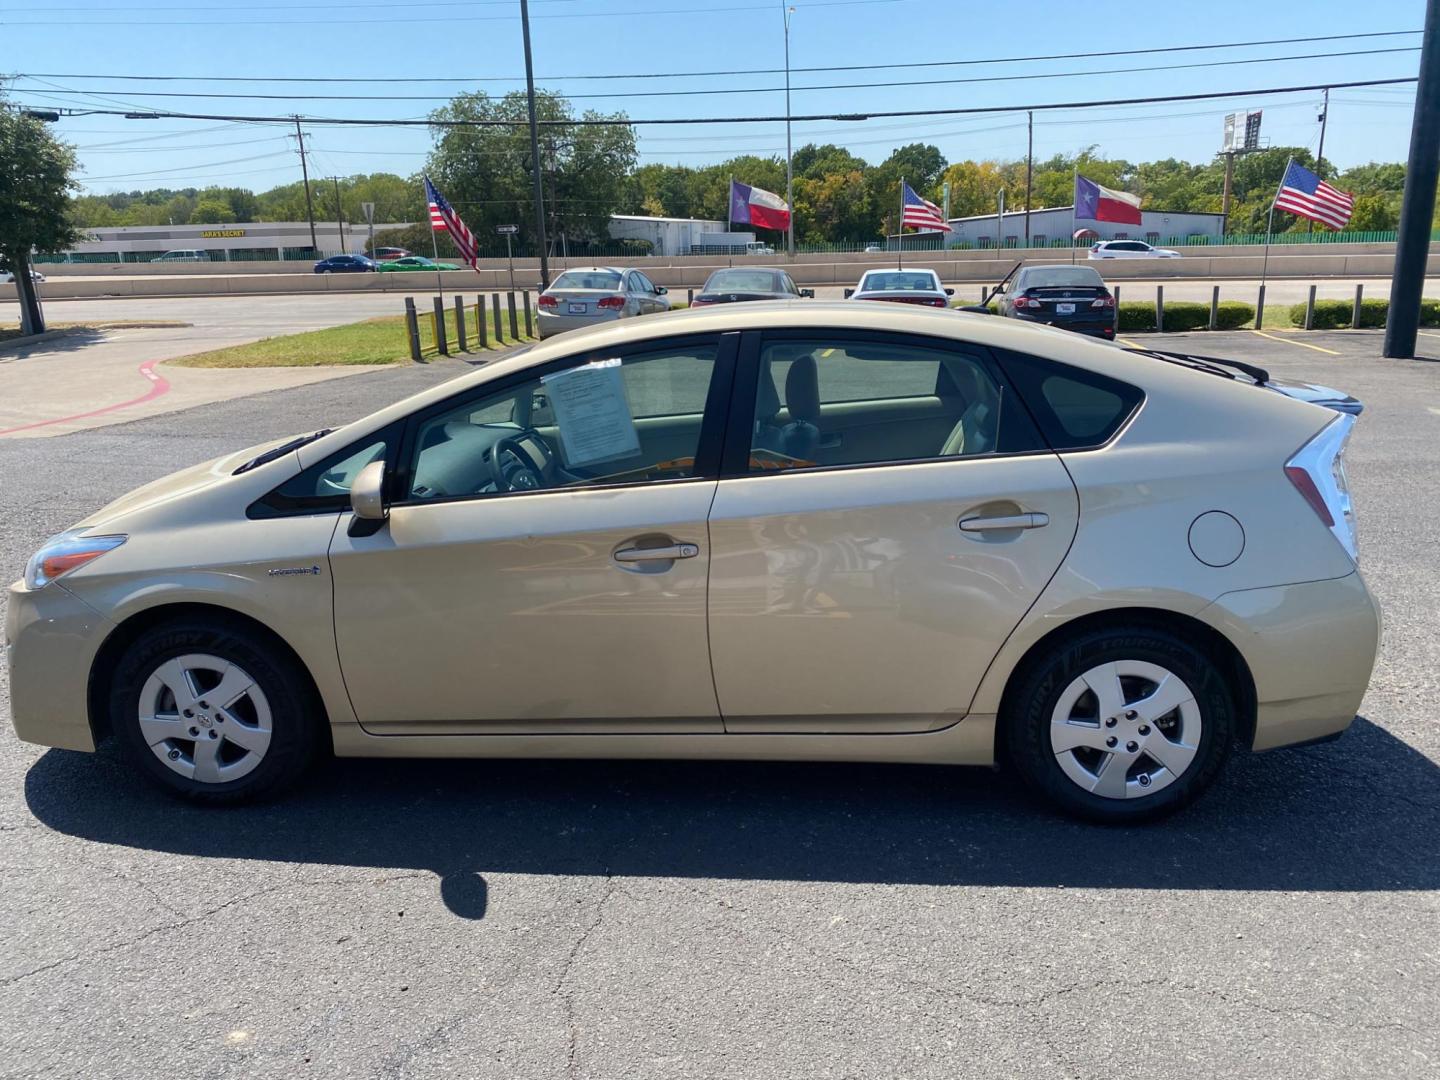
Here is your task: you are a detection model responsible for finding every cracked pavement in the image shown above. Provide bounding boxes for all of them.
[1,330,1438,1079]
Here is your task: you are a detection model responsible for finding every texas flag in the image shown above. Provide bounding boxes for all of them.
[729,180,791,231]
[1074,173,1143,225]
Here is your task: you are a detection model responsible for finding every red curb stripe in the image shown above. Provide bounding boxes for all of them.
[0,360,171,437]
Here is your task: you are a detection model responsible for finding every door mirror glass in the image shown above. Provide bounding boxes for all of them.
[655,285,668,295]
[799,288,815,298]
[350,460,388,520]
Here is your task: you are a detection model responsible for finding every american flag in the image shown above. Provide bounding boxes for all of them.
[1273,160,1354,230]
[901,181,952,232]
[422,175,479,268]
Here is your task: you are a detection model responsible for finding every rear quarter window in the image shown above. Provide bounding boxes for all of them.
[993,349,1143,449]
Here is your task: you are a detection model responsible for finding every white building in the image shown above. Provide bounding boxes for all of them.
[939,206,1226,248]
[607,215,726,256]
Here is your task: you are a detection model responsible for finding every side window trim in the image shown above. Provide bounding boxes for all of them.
[389,330,740,506]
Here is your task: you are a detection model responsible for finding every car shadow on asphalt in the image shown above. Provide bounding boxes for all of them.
[24,715,1440,920]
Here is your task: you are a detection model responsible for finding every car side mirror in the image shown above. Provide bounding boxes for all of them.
[800,288,814,298]
[843,288,855,299]
[655,285,668,295]
[958,304,993,315]
[350,460,388,522]
[944,288,955,296]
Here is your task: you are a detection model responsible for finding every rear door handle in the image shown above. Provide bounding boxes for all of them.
[958,512,1049,532]
[614,543,700,562]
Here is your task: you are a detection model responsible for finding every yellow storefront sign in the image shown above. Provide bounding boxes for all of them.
[200,229,246,238]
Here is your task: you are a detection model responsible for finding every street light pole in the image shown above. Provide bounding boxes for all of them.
[783,3,796,259]
[520,0,551,290]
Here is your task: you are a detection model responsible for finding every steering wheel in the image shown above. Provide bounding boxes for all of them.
[488,433,549,492]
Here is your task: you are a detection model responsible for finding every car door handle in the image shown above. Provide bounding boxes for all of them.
[614,543,700,562]
[958,512,1049,532]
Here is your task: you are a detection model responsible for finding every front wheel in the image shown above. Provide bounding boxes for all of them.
[108,618,324,803]
[1003,625,1236,823]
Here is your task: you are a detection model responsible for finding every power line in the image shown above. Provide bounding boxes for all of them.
[12,30,1421,85]
[21,76,1419,127]
[2,0,908,26]
[20,47,1419,103]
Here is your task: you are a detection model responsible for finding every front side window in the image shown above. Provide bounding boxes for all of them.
[251,430,394,517]
[405,343,719,501]
[747,337,1026,474]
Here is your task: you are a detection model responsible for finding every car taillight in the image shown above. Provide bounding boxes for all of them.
[1091,295,1115,308]
[1014,296,1038,309]
[690,296,714,306]
[538,294,558,308]
[597,295,626,310]
[1285,414,1358,562]
[929,297,947,307]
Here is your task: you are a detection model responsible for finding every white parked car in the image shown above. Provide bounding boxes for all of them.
[1088,240,1181,260]
[0,268,46,283]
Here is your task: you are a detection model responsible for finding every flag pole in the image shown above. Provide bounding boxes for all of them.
[898,177,905,270]
[1261,156,1292,289]
[1071,167,1078,265]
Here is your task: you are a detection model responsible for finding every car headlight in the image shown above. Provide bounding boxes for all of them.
[24,531,127,590]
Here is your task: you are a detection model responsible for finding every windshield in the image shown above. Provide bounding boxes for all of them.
[705,270,780,292]
[553,270,623,290]
[1023,267,1105,288]
[860,271,938,292]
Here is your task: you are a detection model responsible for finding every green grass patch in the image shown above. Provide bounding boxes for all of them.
[171,310,534,369]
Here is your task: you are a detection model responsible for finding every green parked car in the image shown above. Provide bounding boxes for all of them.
[376,256,462,273]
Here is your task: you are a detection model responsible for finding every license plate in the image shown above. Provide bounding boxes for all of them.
[1056,303,1076,314]
[568,302,587,314]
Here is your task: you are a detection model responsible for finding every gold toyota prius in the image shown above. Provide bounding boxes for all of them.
[6,303,1380,822]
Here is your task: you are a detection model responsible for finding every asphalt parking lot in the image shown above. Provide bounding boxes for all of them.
[1,328,1437,1079]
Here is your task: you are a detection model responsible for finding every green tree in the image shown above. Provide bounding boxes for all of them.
[191,197,237,224]
[426,90,636,253]
[1,104,82,333]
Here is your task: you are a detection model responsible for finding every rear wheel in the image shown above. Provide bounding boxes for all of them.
[1003,625,1235,823]
[108,618,323,803]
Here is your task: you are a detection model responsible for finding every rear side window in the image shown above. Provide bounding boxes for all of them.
[994,349,1143,450]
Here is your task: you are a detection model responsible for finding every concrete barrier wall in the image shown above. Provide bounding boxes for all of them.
[6,247,1434,304]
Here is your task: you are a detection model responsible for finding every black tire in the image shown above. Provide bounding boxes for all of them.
[107,617,324,804]
[1002,624,1236,824]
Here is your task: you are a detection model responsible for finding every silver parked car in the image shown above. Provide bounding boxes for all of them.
[536,266,670,339]
[1088,240,1181,259]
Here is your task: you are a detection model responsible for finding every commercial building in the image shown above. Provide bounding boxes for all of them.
[940,206,1226,248]
[58,221,407,262]
[606,215,727,256]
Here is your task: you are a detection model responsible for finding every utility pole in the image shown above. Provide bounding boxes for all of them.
[293,117,318,253]
[519,0,551,290]
[1384,0,1440,359]
[331,176,346,253]
[783,3,796,259]
[1308,87,1330,234]
[1024,110,1033,246]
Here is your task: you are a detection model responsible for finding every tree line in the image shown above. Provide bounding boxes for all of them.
[63,90,1423,248]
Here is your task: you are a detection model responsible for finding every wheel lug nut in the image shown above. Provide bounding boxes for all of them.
[208,730,219,739]
[1105,736,1118,748]
[1104,717,1117,728]
[1138,724,1150,736]
[1126,741,1138,753]
[189,727,199,737]
[183,709,194,718]
[1125,710,1137,720]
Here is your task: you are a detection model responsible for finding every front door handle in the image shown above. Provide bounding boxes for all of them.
[958,512,1049,532]
[614,543,700,562]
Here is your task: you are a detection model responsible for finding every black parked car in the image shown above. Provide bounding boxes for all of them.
[992,264,1115,339]
[313,254,377,274]
[690,267,814,307]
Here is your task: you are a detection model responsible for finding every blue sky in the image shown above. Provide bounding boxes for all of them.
[1,0,1425,197]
